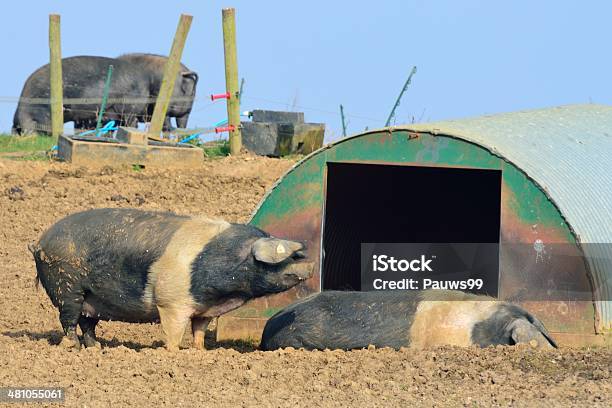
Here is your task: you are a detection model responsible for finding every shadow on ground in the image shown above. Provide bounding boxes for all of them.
[3,329,64,345]
[2,329,259,352]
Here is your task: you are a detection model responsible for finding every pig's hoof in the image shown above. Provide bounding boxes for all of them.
[83,337,101,349]
[59,335,81,351]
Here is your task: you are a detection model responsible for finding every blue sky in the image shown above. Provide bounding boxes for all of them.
[1,0,611,141]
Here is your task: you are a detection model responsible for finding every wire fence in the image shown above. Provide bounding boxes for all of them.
[5,95,204,134]
[1,94,385,123]
[0,95,196,105]
[6,118,224,138]
[241,96,384,123]
[2,91,392,139]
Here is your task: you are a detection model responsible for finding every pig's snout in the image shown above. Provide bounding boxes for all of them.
[282,261,314,281]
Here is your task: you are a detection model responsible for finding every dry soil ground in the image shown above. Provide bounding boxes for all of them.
[0,156,610,407]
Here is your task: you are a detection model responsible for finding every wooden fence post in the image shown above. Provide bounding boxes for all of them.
[222,8,242,155]
[148,14,193,138]
[49,14,63,137]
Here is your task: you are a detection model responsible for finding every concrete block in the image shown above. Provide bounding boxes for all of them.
[116,127,148,145]
[57,134,202,168]
[278,123,325,155]
[242,122,286,156]
[251,110,304,124]
[298,123,325,155]
[242,121,325,157]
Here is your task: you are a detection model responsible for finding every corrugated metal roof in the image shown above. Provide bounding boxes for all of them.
[404,104,612,331]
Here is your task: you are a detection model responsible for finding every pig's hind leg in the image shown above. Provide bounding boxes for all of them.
[78,316,101,348]
[57,285,86,350]
[52,264,88,350]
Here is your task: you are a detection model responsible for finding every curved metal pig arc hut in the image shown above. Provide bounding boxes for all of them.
[217,104,612,347]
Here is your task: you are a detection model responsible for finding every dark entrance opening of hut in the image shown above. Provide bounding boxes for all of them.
[321,162,503,293]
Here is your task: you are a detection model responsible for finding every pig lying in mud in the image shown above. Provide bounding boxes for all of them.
[29,208,312,351]
[261,290,557,351]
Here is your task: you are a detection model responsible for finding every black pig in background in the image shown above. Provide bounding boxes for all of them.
[13,56,150,134]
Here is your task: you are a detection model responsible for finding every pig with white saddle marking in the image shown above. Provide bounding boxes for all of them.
[30,208,312,351]
[261,290,557,350]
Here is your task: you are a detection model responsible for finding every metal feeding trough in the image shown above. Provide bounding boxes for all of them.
[217,104,612,347]
[57,127,203,168]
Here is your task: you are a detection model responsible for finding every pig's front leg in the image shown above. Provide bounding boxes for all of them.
[157,305,193,351]
[191,316,212,350]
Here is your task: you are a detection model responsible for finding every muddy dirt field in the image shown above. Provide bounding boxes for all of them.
[0,156,610,407]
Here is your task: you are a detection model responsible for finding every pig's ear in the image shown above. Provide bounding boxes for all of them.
[252,238,303,264]
[181,70,199,84]
[508,318,556,348]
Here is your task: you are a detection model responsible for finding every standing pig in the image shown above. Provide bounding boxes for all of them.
[13,56,150,135]
[117,53,198,130]
[261,290,557,350]
[29,208,312,351]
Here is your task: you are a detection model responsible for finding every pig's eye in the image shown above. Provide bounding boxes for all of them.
[292,250,306,260]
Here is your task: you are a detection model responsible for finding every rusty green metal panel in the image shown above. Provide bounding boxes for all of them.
[239,130,595,340]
